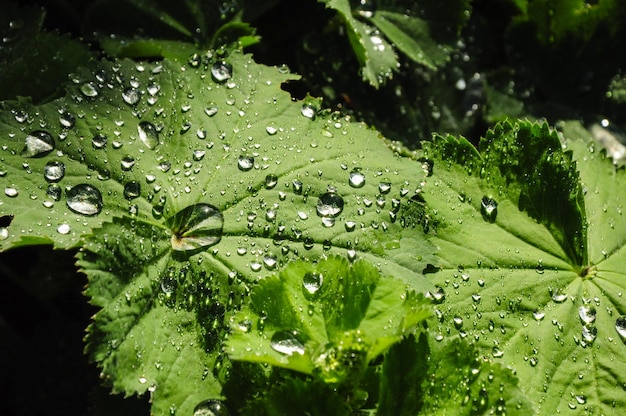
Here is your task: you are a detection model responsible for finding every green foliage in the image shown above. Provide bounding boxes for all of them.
[2,1,626,415]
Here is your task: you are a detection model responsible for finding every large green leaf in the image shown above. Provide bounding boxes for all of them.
[0,47,438,412]
[422,120,626,414]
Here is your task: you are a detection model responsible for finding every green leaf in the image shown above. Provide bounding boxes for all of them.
[422,119,626,414]
[226,256,430,382]
[0,45,437,412]
[321,0,398,88]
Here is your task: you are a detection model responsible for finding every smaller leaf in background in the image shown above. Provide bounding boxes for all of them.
[225,256,430,382]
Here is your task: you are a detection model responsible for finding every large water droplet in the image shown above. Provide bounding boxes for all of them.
[301,104,316,119]
[265,174,278,189]
[92,134,107,149]
[270,330,306,356]
[166,203,224,251]
[578,305,596,325]
[80,82,99,97]
[615,316,626,342]
[316,192,344,218]
[193,399,231,416]
[237,155,254,172]
[303,272,323,296]
[66,184,103,216]
[43,161,65,183]
[480,196,498,223]
[349,170,366,188]
[122,87,141,105]
[211,61,233,83]
[59,112,75,128]
[137,121,159,149]
[123,181,141,200]
[21,130,54,158]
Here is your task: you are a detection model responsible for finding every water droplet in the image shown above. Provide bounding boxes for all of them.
[578,305,596,325]
[166,203,224,251]
[316,192,344,218]
[57,223,71,235]
[137,121,159,149]
[426,285,446,303]
[43,161,65,183]
[378,182,391,194]
[532,310,545,321]
[211,61,232,83]
[581,325,597,344]
[92,134,107,149]
[147,81,160,96]
[59,112,75,128]
[270,330,305,355]
[21,130,54,158]
[193,399,231,416]
[80,82,99,97]
[122,87,141,105]
[303,272,323,295]
[344,220,356,232]
[301,104,316,119]
[480,196,498,223]
[121,156,135,171]
[551,288,568,303]
[349,170,366,188]
[237,155,254,172]
[265,174,278,189]
[66,184,103,216]
[47,184,62,201]
[266,126,277,135]
[204,106,218,117]
[123,181,141,200]
[615,316,626,342]
[292,179,303,195]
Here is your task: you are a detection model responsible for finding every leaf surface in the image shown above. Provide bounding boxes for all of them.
[422,120,626,414]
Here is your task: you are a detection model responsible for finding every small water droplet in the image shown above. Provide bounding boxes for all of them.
[137,121,159,149]
[59,112,75,128]
[578,305,596,325]
[43,161,65,183]
[292,179,303,195]
[316,192,344,218]
[57,223,71,235]
[122,87,141,105]
[551,288,568,303]
[270,330,305,355]
[237,155,254,172]
[266,126,277,135]
[301,103,316,119]
[481,196,498,223]
[615,316,626,342]
[204,106,218,117]
[80,82,99,97]
[123,181,141,200]
[66,184,103,216]
[303,272,323,296]
[166,203,224,251]
[349,170,365,188]
[344,220,356,232]
[581,325,597,344]
[92,134,107,149]
[378,182,391,194]
[211,61,233,83]
[121,156,135,171]
[21,130,54,158]
[193,399,231,416]
[265,174,278,189]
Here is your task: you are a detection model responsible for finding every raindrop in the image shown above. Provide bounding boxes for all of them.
[266,126,277,135]
[265,174,278,189]
[193,399,231,416]
[615,316,626,342]
[292,179,303,195]
[263,255,277,270]
[303,272,323,295]
[349,170,366,188]
[121,156,135,171]
[480,196,498,223]
[80,82,99,97]
[581,325,597,344]
[43,161,65,183]
[270,330,305,356]
[166,203,224,251]
[578,305,596,325]
[57,223,71,235]
[123,181,141,200]
[66,184,103,216]
[122,87,141,105]
[237,155,254,172]
[378,182,391,194]
[211,61,233,83]
[92,134,107,149]
[193,150,206,161]
[137,121,159,149]
[316,192,344,218]
[59,112,75,128]
[344,220,356,232]
[427,286,446,304]
[301,103,316,119]
[46,184,62,201]
[204,106,218,117]
[551,288,568,303]
[21,130,54,158]
[147,82,160,96]
[532,310,545,321]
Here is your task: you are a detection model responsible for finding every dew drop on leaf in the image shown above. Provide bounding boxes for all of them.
[66,184,103,216]
[615,316,626,342]
[237,155,254,172]
[193,399,231,416]
[578,305,596,325]
[137,121,159,149]
[480,196,498,223]
[92,134,107,149]
[264,174,278,189]
[301,103,316,119]
[21,130,54,158]
[43,161,65,183]
[211,61,232,83]
[80,82,99,97]
[166,203,224,252]
[59,112,75,128]
[204,106,218,117]
[121,156,135,171]
[270,330,306,356]
[123,181,141,200]
[57,223,71,235]
[303,272,323,296]
[46,184,62,201]
[316,192,344,218]
[349,169,366,188]
[122,87,141,105]
[378,181,391,194]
